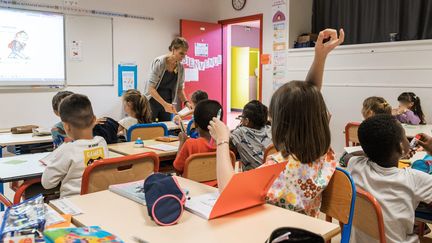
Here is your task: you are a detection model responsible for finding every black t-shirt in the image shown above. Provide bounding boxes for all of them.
[157,71,178,103]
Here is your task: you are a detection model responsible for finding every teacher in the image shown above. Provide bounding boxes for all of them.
[144,37,193,122]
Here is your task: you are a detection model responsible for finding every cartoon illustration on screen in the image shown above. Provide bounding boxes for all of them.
[8,30,29,59]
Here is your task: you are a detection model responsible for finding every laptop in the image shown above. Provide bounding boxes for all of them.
[185,162,287,220]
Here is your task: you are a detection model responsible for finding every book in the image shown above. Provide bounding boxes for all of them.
[108,180,146,205]
[178,107,191,117]
[185,192,219,219]
[43,226,124,243]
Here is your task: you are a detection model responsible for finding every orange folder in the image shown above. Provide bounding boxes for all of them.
[186,162,287,220]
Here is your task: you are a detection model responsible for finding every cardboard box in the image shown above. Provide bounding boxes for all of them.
[297,34,318,43]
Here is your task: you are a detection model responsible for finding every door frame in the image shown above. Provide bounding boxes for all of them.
[218,14,263,114]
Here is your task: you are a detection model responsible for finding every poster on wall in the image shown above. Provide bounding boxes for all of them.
[118,64,137,97]
[69,40,83,61]
[272,0,288,91]
[194,43,209,57]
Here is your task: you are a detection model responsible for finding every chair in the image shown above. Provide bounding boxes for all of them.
[127,123,168,141]
[182,151,236,187]
[263,144,277,161]
[186,118,195,136]
[81,152,159,195]
[352,188,386,243]
[0,193,12,208]
[345,122,361,147]
[321,167,356,243]
[13,178,60,204]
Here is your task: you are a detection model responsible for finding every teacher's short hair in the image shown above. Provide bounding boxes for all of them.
[194,100,223,132]
[169,37,189,51]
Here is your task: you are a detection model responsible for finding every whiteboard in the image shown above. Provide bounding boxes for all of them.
[65,15,113,86]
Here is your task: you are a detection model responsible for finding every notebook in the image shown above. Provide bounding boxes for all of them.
[109,180,146,205]
[185,162,287,220]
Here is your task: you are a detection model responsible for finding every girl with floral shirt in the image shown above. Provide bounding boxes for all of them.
[208,28,343,217]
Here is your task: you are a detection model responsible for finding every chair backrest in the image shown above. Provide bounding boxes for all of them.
[81,152,159,195]
[353,188,386,243]
[127,123,168,141]
[345,122,361,147]
[182,151,236,183]
[0,193,12,208]
[186,119,195,136]
[321,167,356,243]
[263,144,278,161]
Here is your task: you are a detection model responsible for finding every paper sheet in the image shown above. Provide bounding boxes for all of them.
[344,146,363,154]
[145,144,178,151]
[50,198,83,216]
[178,107,191,117]
[185,68,199,82]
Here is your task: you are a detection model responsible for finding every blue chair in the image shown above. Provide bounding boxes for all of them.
[186,118,195,136]
[127,123,168,142]
[321,167,356,243]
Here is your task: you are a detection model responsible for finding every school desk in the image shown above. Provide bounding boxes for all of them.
[402,124,432,138]
[108,139,179,161]
[0,132,53,157]
[52,176,340,243]
[0,151,124,211]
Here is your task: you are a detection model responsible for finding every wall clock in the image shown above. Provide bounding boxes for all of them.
[232,0,246,11]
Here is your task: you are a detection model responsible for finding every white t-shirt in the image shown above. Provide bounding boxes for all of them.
[118,117,138,132]
[41,136,109,198]
[347,156,432,243]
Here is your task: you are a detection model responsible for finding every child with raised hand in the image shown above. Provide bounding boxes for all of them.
[41,94,109,198]
[208,28,344,217]
[393,92,425,125]
[118,89,152,136]
[346,115,432,243]
[230,100,272,171]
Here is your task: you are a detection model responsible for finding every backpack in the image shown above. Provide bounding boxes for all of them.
[265,227,324,243]
[144,173,186,226]
[93,117,119,144]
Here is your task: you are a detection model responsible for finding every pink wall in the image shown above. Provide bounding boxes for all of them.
[231,25,260,48]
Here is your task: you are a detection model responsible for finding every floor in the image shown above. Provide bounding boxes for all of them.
[227,110,241,130]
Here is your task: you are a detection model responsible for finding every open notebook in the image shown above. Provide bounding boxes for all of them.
[185,162,287,220]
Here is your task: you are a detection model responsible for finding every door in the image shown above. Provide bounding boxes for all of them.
[180,20,223,119]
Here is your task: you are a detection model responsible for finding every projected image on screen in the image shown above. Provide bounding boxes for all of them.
[0,8,65,86]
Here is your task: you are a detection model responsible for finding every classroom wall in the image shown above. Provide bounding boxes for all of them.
[0,0,218,128]
[217,0,432,156]
[231,25,260,48]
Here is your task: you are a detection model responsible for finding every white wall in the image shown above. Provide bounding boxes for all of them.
[216,0,432,156]
[0,0,218,128]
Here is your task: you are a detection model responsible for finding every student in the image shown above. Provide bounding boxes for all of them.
[174,90,208,121]
[173,100,221,174]
[361,96,392,119]
[41,94,109,198]
[346,115,432,243]
[51,91,74,148]
[118,89,152,136]
[393,92,425,125]
[339,96,392,166]
[208,29,344,217]
[230,100,272,171]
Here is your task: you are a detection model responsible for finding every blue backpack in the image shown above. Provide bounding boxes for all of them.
[411,155,432,174]
[144,173,186,226]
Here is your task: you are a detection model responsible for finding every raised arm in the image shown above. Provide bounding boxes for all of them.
[208,118,234,192]
[306,29,344,91]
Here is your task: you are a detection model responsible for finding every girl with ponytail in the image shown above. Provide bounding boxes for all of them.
[118,89,152,135]
[394,92,425,125]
